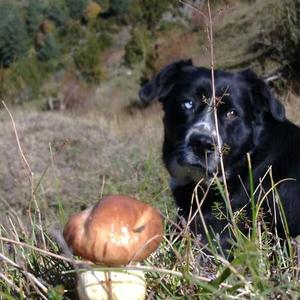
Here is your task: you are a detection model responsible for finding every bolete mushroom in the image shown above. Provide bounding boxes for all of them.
[63,195,164,300]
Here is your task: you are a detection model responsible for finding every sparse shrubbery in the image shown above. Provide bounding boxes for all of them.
[0,0,181,103]
[278,0,300,74]
[37,34,60,63]
[141,0,171,32]
[2,57,44,102]
[124,27,152,66]
[47,0,69,29]
[65,0,88,20]
[73,32,105,83]
[25,0,45,40]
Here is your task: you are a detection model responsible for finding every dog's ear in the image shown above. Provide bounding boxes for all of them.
[139,59,193,104]
[240,69,286,122]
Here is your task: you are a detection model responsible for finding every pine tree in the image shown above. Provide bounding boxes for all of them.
[110,0,131,15]
[141,0,170,32]
[47,0,69,29]
[25,0,45,39]
[0,1,29,67]
[37,34,60,62]
[73,32,104,83]
[66,0,89,20]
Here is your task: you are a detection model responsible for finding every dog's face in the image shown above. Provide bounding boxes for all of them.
[140,60,285,184]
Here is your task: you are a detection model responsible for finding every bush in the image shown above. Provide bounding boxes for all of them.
[73,32,105,83]
[110,0,142,24]
[63,20,86,48]
[124,27,152,66]
[37,34,60,63]
[84,1,102,21]
[47,0,69,29]
[140,0,170,32]
[95,0,110,12]
[110,0,132,16]
[259,0,300,78]
[0,1,29,67]
[279,0,300,73]
[0,57,44,102]
[25,0,45,39]
[66,0,89,20]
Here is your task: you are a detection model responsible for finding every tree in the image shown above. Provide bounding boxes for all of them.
[124,27,151,66]
[25,0,45,39]
[141,0,170,32]
[47,0,69,29]
[66,0,89,19]
[0,1,29,67]
[110,0,142,23]
[95,0,110,12]
[73,32,104,83]
[110,0,131,15]
[37,34,60,62]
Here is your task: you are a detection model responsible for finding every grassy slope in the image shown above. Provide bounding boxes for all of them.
[1,0,300,299]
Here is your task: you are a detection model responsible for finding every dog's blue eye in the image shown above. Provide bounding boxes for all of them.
[182,100,194,110]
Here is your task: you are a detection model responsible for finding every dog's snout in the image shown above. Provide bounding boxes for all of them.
[188,133,215,155]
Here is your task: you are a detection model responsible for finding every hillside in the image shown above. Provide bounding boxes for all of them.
[1,0,300,298]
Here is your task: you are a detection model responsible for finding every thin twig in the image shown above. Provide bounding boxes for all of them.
[0,236,76,264]
[2,101,33,179]
[206,0,233,220]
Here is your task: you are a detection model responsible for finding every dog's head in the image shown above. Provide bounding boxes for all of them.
[139,60,286,183]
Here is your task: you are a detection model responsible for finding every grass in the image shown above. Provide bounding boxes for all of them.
[0,102,299,299]
[1,168,300,299]
[2,1,300,299]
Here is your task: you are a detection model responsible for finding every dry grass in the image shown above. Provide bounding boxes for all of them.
[1,1,300,298]
[0,66,171,227]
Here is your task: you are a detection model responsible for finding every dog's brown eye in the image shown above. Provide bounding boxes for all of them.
[226,110,238,120]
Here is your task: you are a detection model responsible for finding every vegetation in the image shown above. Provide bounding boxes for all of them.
[2,0,300,299]
[0,1,29,68]
[1,149,299,298]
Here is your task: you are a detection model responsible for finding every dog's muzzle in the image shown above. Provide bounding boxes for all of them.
[188,132,215,159]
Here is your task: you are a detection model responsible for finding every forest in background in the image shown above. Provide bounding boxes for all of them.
[2,1,300,299]
[1,0,300,108]
[0,0,178,105]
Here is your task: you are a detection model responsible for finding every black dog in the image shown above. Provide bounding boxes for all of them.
[139,59,300,251]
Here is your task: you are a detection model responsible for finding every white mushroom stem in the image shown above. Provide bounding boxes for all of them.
[77,266,146,300]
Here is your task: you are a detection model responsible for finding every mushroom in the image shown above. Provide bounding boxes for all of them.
[63,195,164,300]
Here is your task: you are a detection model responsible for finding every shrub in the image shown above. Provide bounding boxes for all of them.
[259,0,300,78]
[25,0,45,39]
[37,34,60,63]
[95,0,110,12]
[110,0,142,24]
[140,46,159,85]
[124,27,152,66]
[63,20,86,48]
[110,0,132,16]
[47,0,69,29]
[0,1,29,67]
[73,32,104,83]
[140,0,170,32]
[66,0,89,20]
[1,56,44,102]
[279,0,300,73]
[84,1,102,21]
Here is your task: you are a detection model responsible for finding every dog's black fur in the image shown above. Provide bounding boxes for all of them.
[139,59,300,250]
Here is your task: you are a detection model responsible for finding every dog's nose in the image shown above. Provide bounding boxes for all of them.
[188,133,215,155]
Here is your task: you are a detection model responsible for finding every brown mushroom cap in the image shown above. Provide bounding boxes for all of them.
[63,195,163,265]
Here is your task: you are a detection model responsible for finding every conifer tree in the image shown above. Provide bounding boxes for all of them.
[66,0,88,19]
[0,1,29,67]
